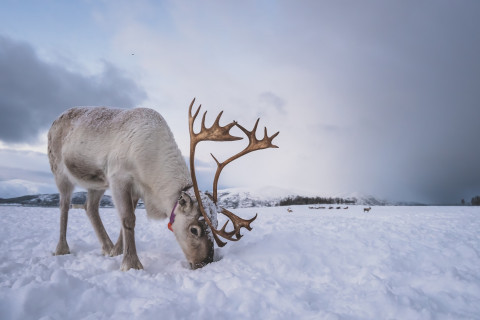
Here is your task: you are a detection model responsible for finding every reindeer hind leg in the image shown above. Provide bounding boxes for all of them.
[54,176,74,255]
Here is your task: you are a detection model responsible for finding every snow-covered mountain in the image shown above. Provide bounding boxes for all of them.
[330,192,393,206]
[0,188,284,208]
[0,184,400,207]
[0,185,300,208]
[216,186,302,208]
[0,192,115,207]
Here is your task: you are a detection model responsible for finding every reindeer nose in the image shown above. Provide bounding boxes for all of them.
[190,262,203,270]
[190,258,212,270]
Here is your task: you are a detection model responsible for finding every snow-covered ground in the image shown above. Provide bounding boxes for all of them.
[1,205,479,319]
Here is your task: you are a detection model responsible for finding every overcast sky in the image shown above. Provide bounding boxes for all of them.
[1,1,479,204]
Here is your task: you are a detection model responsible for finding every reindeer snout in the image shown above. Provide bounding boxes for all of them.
[190,254,214,270]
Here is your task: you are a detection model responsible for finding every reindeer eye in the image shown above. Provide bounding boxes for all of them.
[190,226,200,236]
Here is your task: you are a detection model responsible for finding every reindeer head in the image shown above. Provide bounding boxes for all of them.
[171,98,279,269]
[169,190,216,269]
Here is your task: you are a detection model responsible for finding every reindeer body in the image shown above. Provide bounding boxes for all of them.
[49,107,191,218]
[48,107,204,270]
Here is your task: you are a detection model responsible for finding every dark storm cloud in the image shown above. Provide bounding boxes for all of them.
[286,1,480,204]
[0,35,147,143]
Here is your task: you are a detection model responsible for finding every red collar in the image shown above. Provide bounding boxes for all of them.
[167,201,178,232]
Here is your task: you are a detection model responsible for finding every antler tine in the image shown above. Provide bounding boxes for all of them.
[220,208,258,240]
[214,111,224,126]
[235,119,280,151]
[217,220,237,238]
[252,118,260,134]
[201,110,208,131]
[188,98,201,121]
[264,127,280,148]
[211,153,220,166]
[209,209,258,243]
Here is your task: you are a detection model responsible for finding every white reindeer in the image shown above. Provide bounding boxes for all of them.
[48,99,279,270]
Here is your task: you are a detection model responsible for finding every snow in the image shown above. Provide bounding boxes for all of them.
[1,205,480,319]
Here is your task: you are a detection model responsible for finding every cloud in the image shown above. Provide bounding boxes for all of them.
[0,148,51,179]
[258,92,286,115]
[0,148,57,197]
[0,34,147,144]
[0,179,58,199]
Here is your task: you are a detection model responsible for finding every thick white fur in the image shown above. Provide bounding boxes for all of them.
[49,107,191,218]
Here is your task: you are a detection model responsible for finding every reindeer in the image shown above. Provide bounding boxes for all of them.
[364,207,372,213]
[47,99,279,271]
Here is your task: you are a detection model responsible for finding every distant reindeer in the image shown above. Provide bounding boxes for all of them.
[329,206,334,209]
[343,206,348,209]
[364,207,372,213]
[48,99,279,270]
[287,208,293,213]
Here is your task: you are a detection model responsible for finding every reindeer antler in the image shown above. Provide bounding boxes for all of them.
[188,98,279,247]
[211,118,279,202]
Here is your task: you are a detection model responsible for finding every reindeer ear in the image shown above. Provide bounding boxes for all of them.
[178,192,192,209]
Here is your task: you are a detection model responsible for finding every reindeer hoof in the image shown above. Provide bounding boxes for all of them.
[101,245,114,256]
[109,245,123,257]
[54,242,70,255]
[121,255,144,271]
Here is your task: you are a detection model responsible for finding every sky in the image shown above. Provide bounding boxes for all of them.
[1,0,480,204]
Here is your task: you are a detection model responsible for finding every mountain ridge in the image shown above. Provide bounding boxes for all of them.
[0,188,405,208]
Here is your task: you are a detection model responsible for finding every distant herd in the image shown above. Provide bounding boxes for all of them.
[287,206,373,213]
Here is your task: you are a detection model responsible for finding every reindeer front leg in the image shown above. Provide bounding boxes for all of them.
[109,198,138,257]
[111,181,143,271]
[86,189,114,255]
